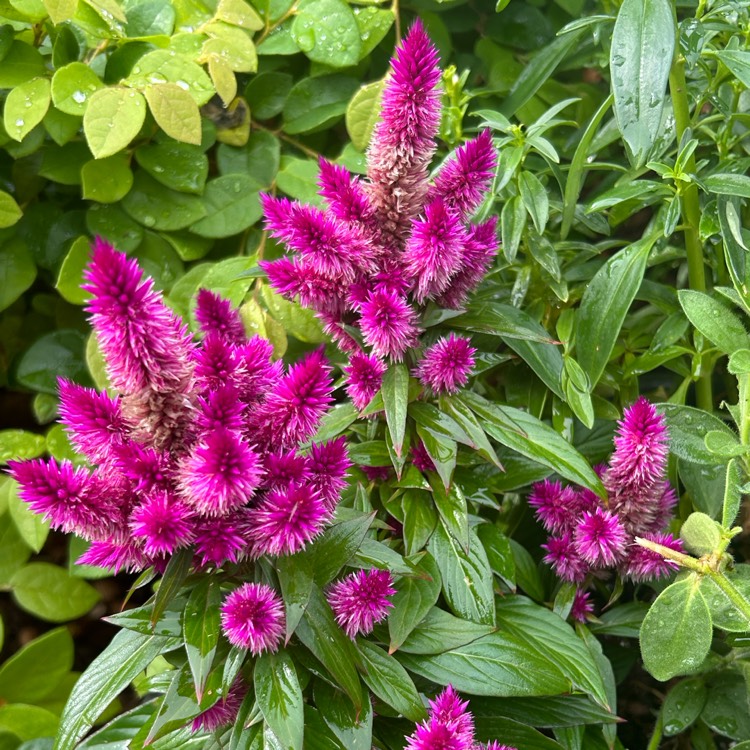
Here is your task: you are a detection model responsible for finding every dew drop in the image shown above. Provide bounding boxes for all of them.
[72,90,87,104]
[142,215,156,227]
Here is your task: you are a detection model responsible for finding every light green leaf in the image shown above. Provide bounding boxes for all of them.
[4,77,51,141]
[44,0,79,25]
[381,364,409,458]
[51,62,103,115]
[144,83,202,145]
[0,430,46,463]
[0,704,58,742]
[0,42,46,89]
[83,87,147,159]
[183,579,221,699]
[216,0,263,29]
[678,289,750,355]
[610,0,675,166]
[518,171,549,234]
[291,0,360,67]
[0,192,23,229]
[657,404,736,464]
[345,79,384,152]
[81,155,133,203]
[715,50,750,88]
[704,172,750,198]
[126,50,214,106]
[8,480,49,552]
[122,171,206,231]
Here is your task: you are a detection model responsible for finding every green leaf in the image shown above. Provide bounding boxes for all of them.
[399,607,495,655]
[144,83,202,145]
[56,236,92,305]
[0,430,45,463]
[260,285,326,343]
[126,50,214,106]
[657,404,736,464]
[431,480,468,551]
[496,597,609,707]
[0,42,46,88]
[388,552,441,653]
[476,524,516,588]
[45,0,79,25]
[640,575,712,681]
[518,171,549,234]
[381,364,409,457]
[295,586,362,711]
[427,524,495,626]
[500,195,526,263]
[83,87,146,159]
[0,193,23,230]
[345,79,384,151]
[0,514,31,586]
[312,403,358,443]
[415,424,456,490]
[0,627,73,704]
[8,480,49,552]
[715,50,750,88]
[678,289,750,355]
[16,330,89,395]
[51,62,104,116]
[11,563,99,622]
[255,651,303,750]
[276,553,313,641]
[183,579,221,699]
[577,237,654,387]
[81,155,133,203]
[291,0,360,68]
[135,142,208,194]
[0,705,58,742]
[398,629,570,697]
[460,392,605,496]
[704,172,750,198]
[357,641,426,722]
[701,671,750,740]
[439,395,502,469]
[4,77,50,141]
[190,175,261,238]
[0,237,35,311]
[307,511,375,586]
[151,547,193,627]
[283,74,358,135]
[662,678,706,736]
[610,0,675,166]
[722,459,742,528]
[314,680,371,750]
[55,629,181,750]
[122,172,206,231]
[402,489,437,556]
[701,564,750,632]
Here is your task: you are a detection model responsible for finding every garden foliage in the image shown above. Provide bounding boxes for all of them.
[2,0,750,747]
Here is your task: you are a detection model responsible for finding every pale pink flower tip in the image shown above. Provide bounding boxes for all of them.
[220,582,285,655]
[416,334,476,394]
[328,568,396,638]
[574,507,628,567]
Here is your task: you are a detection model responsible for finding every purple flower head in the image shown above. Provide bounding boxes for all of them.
[195,288,246,345]
[480,744,517,750]
[607,397,669,491]
[344,352,386,412]
[367,20,442,243]
[193,333,241,393]
[129,491,194,557]
[623,532,683,582]
[115,443,173,495]
[220,582,285,654]
[403,200,467,304]
[193,512,249,569]
[307,437,351,511]
[194,385,245,434]
[327,568,396,638]
[542,532,589,583]
[262,256,349,315]
[192,678,247,733]
[9,459,118,538]
[411,439,436,472]
[429,685,474,744]
[570,589,594,622]
[528,480,582,534]
[574,508,628,567]
[405,721,471,750]
[359,289,421,361]
[82,239,193,447]
[179,429,263,516]
[250,483,328,557]
[318,158,375,225]
[429,130,497,219]
[77,536,147,574]
[263,449,311,489]
[254,348,334,448]
[57,379,129,464]
[415,334,476,395]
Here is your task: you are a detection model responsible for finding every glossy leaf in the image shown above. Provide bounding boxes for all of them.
[381,364,409,457]
[183,579,221,699]
[255,651,304,750]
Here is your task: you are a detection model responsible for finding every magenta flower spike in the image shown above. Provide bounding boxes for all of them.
[327,568,396,638]
[574,508,628,567]
[220,582,285,654]
[358,288,421,361]
[622,532,683,582]
[415,333,477,395]
[307,436,351,511]
[192,512,249,568]
[129,490,194,557]
[528,479,580,534]
[406,722,471,750]
[570,589,594,623]
[194,288,247,345]
[343,352,386,411]
[192,679,247,732]
[542,532,589,583]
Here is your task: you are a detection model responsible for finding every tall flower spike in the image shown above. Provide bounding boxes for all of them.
[542,532,589,583]
[220,582,285,655]
[403,199,467,303]
[429,130,497,218]
[254,349,334,448]
[358,289,421,361]
[57,379,130,464]
[366,19,442,245]
[623,532,683,582]
[318,158,376,225]
[327,568,396,638]
[192,679,247,733]
[528,479,580,534]
[416,334,476,395]
[261,256,348,314]
[307,436,351,511]
[574,508,628,567]
[194,289,247,345]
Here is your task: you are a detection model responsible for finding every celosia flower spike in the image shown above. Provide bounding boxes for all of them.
[328,568,396,638]
[542,533,589,583]
[220,582,285,655]
[574,508,628,567]
[623,532,683,582]
[366,19,442,244]
[570,590,594,623]
[194,288,246,344]
[307,436,351,511]
[528,479,580,534]
[344,352,386,411]
[317,158,375,225]
[358,289,421,361]
[415,334,476,394]
[192,679,247,732]
[129,491,194,557]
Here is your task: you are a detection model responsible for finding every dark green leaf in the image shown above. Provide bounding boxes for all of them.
[255,651,303,750]
[151,547,193,627]
[398,607,495,655]
[183,579,221,699]
[657,404,736,464]
[381,364,409,457]
[277,553,313,641]
[283,75,358,135]
[16,330,90,395]
[678,289,750,355]
[662,678,706,736]
[307,511,374,586]
[313,680,371,750]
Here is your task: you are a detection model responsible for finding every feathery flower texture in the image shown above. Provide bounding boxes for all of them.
[530,398,682,614]
[405,686,516,750]
[261,20,497,398]
[10,240,350,574]
[327,568,396,638]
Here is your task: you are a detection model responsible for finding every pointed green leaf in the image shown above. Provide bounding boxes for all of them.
[255,651,303,750]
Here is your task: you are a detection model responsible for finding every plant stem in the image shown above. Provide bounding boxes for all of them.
[646,712,663,750]
[707,570,750,624]
[669,52,713,412]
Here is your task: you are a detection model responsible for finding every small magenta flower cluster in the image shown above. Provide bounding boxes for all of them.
[530,397,684,618]
[406,686,516,750]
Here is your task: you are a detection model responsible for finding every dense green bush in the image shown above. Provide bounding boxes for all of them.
[2,0,750,747]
